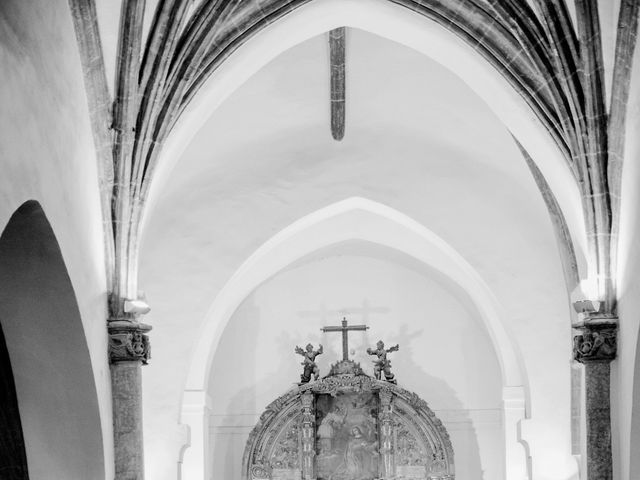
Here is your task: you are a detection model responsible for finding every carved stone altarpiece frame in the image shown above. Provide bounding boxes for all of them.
[242,360,455,480]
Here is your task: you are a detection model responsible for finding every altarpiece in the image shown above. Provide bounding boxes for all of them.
[242,326,455,480]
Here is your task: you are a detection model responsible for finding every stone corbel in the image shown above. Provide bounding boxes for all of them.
[108,320,152,364]
[573,316,617,363]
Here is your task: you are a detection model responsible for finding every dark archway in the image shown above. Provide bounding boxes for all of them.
[0,321,28,479]
[0,201,105,480]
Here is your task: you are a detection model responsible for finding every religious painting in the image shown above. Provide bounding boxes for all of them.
[315,392,380,480]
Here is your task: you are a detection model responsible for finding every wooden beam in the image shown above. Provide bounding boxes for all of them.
[329,27,346,141]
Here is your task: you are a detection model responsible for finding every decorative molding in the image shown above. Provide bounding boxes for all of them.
[108,320,152,364]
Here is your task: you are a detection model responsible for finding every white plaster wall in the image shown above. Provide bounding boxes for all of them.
[0,1,113,476]
[140,31,574,479]
[207,253,503,480]
[613,19,640,480]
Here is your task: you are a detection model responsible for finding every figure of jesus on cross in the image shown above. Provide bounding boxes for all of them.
[321,317,369,361]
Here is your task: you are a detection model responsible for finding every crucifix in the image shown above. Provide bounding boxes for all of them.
[321,317,368,361]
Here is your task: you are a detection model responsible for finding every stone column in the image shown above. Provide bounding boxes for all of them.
[573,316,617,480]
[109,320,151,480]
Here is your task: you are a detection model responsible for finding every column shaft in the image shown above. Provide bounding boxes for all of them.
[584,361,612,480]
[111,361,145,480]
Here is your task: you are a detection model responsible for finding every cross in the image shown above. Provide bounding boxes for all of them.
[321,317,369,361]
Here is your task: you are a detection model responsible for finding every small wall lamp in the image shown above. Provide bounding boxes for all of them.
[124,298,151,315]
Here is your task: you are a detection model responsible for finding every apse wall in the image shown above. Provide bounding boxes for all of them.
[207,253,503,480]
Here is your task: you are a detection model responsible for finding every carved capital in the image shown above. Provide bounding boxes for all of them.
[573,318,617,364]
[108,320,152,365]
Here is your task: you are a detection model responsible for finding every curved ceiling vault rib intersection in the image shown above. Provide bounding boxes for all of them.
[140,1,585,290]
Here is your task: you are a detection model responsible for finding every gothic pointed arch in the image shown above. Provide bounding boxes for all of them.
[184,197,526,393]
[181,197,529,479]
[0,201,106,480]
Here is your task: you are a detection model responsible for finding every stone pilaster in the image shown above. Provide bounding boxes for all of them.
[573,316,617,480]
[109,320,151,480]
[379,390,394,478]
[300,391,316,480]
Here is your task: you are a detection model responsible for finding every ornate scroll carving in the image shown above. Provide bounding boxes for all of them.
[573,322,617,363]
[250,458,271,479]
[429,449,448,476]
[270,424,300,470]
[108,320,151,364]
[396,422,427,467]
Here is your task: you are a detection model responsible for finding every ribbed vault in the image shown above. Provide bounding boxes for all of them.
[69,0,639,318]
[64,2,640,478]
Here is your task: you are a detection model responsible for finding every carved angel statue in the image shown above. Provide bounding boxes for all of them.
[295,343,323,383]
[367,340,399,383]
